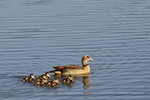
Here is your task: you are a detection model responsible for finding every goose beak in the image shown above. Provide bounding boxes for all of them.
[89,58,94,61]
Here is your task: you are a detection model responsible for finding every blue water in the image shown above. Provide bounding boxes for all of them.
[0,0,150,100]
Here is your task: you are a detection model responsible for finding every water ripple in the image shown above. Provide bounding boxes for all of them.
[0,0,150,100]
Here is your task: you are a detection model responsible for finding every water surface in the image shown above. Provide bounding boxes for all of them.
[0,0,150,100]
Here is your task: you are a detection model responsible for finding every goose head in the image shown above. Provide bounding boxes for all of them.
[82,55,94,62]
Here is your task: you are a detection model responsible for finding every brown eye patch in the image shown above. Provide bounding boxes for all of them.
[87,56,90,58]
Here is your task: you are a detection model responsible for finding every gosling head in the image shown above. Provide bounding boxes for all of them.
[29,74,35,79]
[53,78,59,84]
[45,72,51,78]
[67,76,74,81]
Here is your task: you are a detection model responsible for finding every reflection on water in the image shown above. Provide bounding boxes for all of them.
[82,75,91,89]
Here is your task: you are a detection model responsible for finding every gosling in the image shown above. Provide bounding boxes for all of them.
[21,74,35,82]
[46,78,59,87]
[61,76,74,84]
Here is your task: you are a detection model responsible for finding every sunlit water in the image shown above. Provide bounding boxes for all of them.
[0,0,150,100]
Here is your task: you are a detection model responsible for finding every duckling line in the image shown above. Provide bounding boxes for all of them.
[21,72,75,87]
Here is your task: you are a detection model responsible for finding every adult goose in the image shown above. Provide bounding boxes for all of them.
[50,55,94,75]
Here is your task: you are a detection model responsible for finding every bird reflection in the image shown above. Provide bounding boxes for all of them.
[82,74,91,89]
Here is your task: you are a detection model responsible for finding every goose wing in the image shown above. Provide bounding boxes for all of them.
[54,64,82,70]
